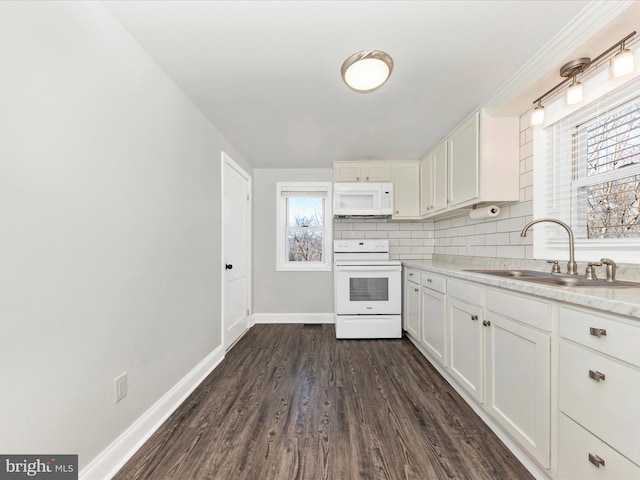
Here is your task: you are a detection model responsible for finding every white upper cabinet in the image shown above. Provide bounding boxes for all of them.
[392,162,420,219]
[420,140,447,216]
[422,109,519,218]
[333,161,392,182]
[334,108,518,219]
[448,112,480,208]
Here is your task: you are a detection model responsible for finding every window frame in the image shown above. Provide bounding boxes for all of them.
[276,182,333,272]
[533,74,640,263]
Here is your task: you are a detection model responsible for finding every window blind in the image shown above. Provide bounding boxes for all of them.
[537,78,640,262]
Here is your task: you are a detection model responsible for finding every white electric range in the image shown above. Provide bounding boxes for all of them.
[333,239,402,339]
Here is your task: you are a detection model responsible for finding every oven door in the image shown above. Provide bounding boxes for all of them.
[334,265,401,315]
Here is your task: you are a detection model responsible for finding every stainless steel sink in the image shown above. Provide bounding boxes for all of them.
[464,269,640,288]
[464,269,553,278]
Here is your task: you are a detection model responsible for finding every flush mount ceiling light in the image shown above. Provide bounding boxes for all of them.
[529,31,636,127]
[341,50,393,93]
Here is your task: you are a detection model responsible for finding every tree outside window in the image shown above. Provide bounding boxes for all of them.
[286,197,324,262]
[574,99,640,239]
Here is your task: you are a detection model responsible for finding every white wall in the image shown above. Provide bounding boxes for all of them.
[253,168,334,314]
[0,1,249,469]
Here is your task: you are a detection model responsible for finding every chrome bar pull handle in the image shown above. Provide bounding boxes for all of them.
[588,453,605,468]
[590,327,607,337]
[589,370,606,382]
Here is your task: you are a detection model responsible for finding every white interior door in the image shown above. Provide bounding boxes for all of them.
[222,152,251,350]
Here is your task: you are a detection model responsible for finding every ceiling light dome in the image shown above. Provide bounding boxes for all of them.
[341,50,393,93]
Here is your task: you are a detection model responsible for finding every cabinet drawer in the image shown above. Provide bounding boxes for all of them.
[559,413,640,479]
[559,340,640,466]
[448,279,483,305]
[559,306,640,366]
[486,288,552,331]
[406,268,421,283]
[421,272,446,293]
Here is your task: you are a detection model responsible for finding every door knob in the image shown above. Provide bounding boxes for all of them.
[225,264,233,270]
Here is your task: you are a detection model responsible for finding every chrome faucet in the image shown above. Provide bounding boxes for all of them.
[520,218,578,275]
[601,258,617,282]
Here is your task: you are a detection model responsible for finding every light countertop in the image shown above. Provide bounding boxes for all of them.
[403,258,640,320]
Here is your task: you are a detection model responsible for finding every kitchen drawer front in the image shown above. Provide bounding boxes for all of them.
[406,268,421,283]
[421,272,446,293]
[486,288,552,331]
[559,305,640,366]
[448,279,483,305]
[559,340,640,466]
[559,413,640,480]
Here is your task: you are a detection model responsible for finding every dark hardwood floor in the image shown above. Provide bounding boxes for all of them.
[113,324,533,480]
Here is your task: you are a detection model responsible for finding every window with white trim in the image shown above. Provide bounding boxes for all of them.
[276,182,332,271]
[536,79,640,263]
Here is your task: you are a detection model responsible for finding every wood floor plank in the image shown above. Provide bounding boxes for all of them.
[113,324,534,480]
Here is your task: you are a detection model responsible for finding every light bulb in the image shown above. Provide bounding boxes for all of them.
[566,81,583,105]
[611,49,635,78]
[344,58,390,92]
[530,105,545,127]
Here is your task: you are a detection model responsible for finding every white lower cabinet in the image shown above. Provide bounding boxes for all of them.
[420,272,447,366]
[558,305,640,476]
[402,266,640,480]
[484,311,551,467]
[447,280,484,403]
[404,269,420,339]
[559,413,640,479]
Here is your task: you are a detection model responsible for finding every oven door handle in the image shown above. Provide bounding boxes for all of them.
[334,265,400,272]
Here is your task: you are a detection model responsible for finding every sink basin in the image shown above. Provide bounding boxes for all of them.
[516,276,640,288]
[464,269,640,288]
[464,269,551,278]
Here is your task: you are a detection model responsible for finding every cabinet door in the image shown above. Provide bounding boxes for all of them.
[363,163,392,182]
[448,112,479,208]
[448,297,484,402]
[419,155,432,216]
[404,280,420,339]
[393,163,420,219]
[431,141,448,213]
[485,312,550,467]
[333,162,362,182]
[421,288,446,366]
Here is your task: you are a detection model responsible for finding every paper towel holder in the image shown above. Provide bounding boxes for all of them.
[469,204,501,220]
[471,204,499,214]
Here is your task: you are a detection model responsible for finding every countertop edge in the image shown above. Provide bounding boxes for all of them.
[402,260,640,320]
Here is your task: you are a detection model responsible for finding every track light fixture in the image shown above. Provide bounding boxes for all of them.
[530,31,636,127]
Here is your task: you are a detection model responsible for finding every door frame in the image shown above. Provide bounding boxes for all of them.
[221,151,252,350]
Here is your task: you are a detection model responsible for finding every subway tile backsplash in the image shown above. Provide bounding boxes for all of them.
[333,218,435,260]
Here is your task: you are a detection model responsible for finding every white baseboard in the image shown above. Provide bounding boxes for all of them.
[79,345,225,480]
[252,313,335,324]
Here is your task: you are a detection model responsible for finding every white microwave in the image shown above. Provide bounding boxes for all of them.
[333,182,393,216]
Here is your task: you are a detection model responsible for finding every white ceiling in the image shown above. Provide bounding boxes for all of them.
[103,0,600,168]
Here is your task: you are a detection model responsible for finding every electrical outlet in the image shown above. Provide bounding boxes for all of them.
[114,372,127,403]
